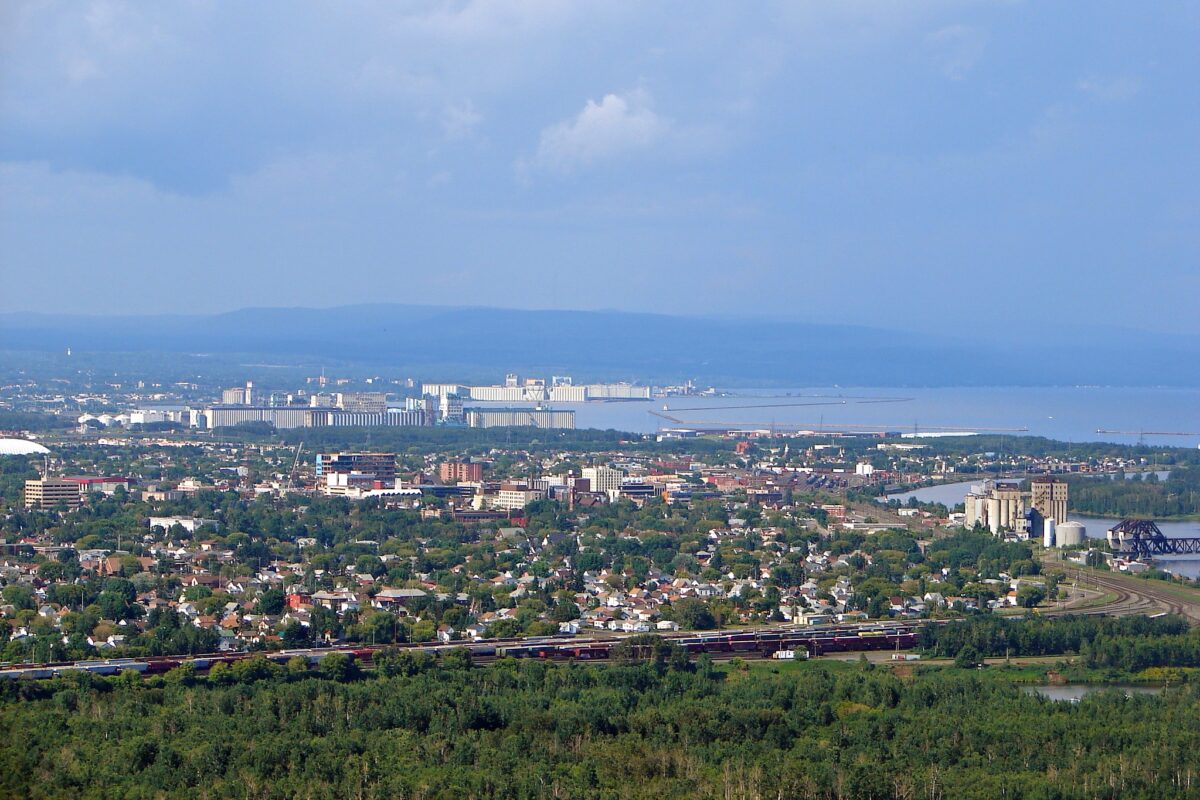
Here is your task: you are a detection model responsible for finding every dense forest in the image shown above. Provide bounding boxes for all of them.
[919,614,1194,666]
[1065,470,1200,518]
[2,642,1199,800]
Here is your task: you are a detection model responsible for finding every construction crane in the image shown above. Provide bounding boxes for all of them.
[285,442,304,490]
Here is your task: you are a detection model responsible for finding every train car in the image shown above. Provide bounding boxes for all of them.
[564,645,610,660]
[143,658,182,675]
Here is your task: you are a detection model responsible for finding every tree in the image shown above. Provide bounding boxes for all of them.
[255,588,286,615]
[955,645,982,668]
[281,620,310,647]
[551,600,579,623]
[319,652,358,682]
[672,598,716,631]
[441,647,472,671]
[1017,586,1046,609]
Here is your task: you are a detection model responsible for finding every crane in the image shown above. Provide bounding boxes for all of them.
[285,442,304,490]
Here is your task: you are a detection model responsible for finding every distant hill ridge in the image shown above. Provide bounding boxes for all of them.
[1,303,1197,386]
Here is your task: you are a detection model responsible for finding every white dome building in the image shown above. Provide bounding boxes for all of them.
[0,438,51,456]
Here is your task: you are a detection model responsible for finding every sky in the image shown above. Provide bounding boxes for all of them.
[1,1,1198,333]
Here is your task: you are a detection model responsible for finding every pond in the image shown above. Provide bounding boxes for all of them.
[1023,684,1164,702]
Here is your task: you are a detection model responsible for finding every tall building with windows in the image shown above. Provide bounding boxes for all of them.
[439,461,483,483]
[24,478,83,510]
[316,453,396,480]
[1030,477,1069,524]
[582,466,626,495]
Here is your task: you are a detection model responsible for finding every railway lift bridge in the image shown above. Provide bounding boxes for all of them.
[1107,519,1200,559]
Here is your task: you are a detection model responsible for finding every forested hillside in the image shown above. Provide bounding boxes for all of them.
[2,652,1198,799]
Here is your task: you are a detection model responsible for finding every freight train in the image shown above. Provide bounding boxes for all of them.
[0,621,933,681]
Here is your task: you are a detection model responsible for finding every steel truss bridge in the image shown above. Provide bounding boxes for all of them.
[1107,519,1200,558]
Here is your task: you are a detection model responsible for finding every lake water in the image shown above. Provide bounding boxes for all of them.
[529,386,1200,447]
[1023,684,1164,702]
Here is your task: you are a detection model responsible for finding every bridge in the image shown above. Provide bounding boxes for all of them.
[1107,519,1200,558]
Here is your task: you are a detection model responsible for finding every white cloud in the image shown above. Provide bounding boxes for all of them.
[442,101,483,140]
[530,89,667,173]
[925,24,987,80]
[1077,76,1141,102]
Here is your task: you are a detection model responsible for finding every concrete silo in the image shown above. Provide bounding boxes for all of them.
[1056,521,1086,548]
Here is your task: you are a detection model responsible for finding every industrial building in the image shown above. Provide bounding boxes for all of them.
[963,480,1027,535]
[964,477,1070,538]
[1044,520,1086,548]
[465,407,575,429]
[422,375,649,402]
[334,392,387,413]
[221,381,256,405]
[1030,477,1069,527]
[201,406,426,429]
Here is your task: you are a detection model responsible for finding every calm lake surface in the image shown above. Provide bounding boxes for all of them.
[527,386,1200,447]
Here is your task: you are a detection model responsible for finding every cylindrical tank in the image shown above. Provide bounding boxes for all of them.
[1043,518,1056,548]
[1057,521,1085,547]
[987,498,1001,533]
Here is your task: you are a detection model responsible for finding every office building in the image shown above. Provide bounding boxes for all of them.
[492,487,545,511]
[316,453,396,481]
[582,466,626,495]
[24,478,83,510]
[317,452,398,496]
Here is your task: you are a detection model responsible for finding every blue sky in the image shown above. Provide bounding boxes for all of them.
[2,1,1198,333]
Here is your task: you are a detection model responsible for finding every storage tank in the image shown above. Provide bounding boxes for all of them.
[1043,518,1056,549]
[1057,521,1085,548]
[986,498,1001,533]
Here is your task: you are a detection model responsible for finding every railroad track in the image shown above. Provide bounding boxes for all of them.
[1050,566,1200,624]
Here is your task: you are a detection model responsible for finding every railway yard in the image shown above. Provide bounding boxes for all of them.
[0,620,928,681]
[1040,552,1200,625]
